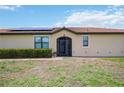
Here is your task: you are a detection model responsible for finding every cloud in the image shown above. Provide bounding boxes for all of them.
[0,5,21,11]
[54,22,64,27]
[55,6,124,28]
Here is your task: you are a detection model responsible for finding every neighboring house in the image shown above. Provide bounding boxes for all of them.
[0,27,124,57]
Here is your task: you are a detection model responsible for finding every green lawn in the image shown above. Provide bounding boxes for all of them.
[0,58,124,87]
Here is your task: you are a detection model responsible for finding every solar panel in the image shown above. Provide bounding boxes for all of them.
[13,27,53,31]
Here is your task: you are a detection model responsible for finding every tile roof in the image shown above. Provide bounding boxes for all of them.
[13,27,53,30]
[67,27,124,33]
[0,27,124,35]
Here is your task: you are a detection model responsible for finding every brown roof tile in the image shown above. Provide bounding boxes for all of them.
[0,27,124,35]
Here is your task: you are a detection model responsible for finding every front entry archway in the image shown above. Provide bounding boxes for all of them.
[57,37,72,56]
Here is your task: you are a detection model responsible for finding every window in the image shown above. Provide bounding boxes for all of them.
[83,35,88,47]
[35,36,49,48]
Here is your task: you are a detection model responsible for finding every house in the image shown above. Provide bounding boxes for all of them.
[0,27,124,57]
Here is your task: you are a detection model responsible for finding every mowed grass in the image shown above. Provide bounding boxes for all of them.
[0,58,124,87]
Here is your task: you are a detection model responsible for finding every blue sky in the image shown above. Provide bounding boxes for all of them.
[0,5,124,29]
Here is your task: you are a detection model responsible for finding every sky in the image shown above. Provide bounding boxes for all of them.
[0,5,124,29]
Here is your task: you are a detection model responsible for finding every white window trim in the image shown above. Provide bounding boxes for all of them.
[82,35,89,48]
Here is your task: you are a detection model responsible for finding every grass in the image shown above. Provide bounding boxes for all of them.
[48,66,65,72]
[45,76,66,87]
[0,75,66,87]
[0,75,43,87]
[48,65,68,76]
[0,58,124,87]
[102,58,124,68]
[0,61,37,87]
[0,61,35,75]
[71,64,124,86]
[102,58,124,62]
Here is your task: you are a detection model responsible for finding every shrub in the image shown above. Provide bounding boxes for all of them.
[0,49,52,58]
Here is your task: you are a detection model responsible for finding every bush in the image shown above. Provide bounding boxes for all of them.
[0,49,52,58]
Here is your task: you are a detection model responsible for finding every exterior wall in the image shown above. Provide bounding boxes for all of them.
[0,35,34,48]
[0,36,2,48]
[50,30,124,57]
[0,30,124,57]
[50,30,78,55]
[73,34,124,57]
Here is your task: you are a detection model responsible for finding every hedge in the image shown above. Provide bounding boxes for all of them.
[0,49,52,58]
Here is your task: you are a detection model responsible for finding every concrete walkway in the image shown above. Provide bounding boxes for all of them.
[0,57,63,61]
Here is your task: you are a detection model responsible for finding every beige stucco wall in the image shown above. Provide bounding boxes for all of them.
[86,34,124,57]
[0,35,34,48]
[50,30,124,57]
[0,30,124,57]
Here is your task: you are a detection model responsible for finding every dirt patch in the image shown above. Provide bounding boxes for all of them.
[0,57,124,86]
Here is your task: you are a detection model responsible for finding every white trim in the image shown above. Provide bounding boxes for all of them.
[82,34,89,48]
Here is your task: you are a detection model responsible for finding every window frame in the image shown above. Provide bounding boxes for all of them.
[34,35,49,48]
[82,35,89,48]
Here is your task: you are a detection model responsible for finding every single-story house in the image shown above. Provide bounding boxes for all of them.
[0,27,124,57]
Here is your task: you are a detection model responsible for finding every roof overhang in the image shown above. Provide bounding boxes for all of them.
[1,27,124,35]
